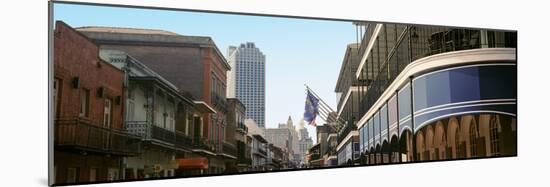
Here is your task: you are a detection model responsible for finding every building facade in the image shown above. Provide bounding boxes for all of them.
[53,21,140,184]
[334,43,363,165]
[348,23,517,165]
[284,117,301,165]
[244,119,268,171]
[309,125,337,167]
[265,127,293,166]
[99,49,213,179]
[227,42,266,127]
[225,98,246,172]
[297,120,313,166]
[77,27,231,174]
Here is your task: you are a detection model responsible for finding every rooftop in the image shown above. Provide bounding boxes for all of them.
[76,26,231,70]
[77,26,179,36]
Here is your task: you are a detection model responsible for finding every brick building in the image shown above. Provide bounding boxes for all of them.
[53,21,140,184]
[77,27,232,174]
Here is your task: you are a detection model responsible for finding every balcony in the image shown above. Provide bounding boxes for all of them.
[324,147,337,156]
[309,143,322,161]
[237,141,252,165]
[357,26,517,117]
[236,122,248,133]
[258,147,267,156]
[310,153,321,161]
[125,121,176,145]
[55,118,140,156]
[337,121,357,143]
[211,94,228,113]
[192,138,216,154]
[222,142,238,158]
[357,23,376,63]
[175,131,193,149]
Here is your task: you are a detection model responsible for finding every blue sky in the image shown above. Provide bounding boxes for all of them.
[54,3,356,143]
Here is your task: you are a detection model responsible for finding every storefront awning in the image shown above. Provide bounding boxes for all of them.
[176,157,209,170]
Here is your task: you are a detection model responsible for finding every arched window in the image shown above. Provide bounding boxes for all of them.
[469,121,478,157]
[489,115,500,156]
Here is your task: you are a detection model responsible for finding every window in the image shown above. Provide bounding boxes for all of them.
[79,89,89,117]
[490,115,500,156]
[103,99,112,128]
[66,167,78,183]
[154,95,162,127]
[469,121,478,157]
[53,78,60,117]
[127,99,135,121]
[168,110,175,131]
[186,113,192,136]
[89,168,97,182]
[397,84,411,128]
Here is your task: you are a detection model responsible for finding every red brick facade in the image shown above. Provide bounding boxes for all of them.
[54,21,124,128]
[53,21,128,184]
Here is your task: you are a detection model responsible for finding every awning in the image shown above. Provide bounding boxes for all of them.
[193,101,216,114]
[176,157,209,170]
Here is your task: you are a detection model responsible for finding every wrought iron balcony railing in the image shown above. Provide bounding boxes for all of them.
[357,26,517,117]
[238,157,252,165]
[236,122,248,133]
[358,23,376,63]
[222,142,238,157]
[125,121,176,145]
[192,138,216,152]
[337,121,357,143]
[55,118,140,156]
[175,131,193,149]
[211,94,228,113]
[257,147,267,156]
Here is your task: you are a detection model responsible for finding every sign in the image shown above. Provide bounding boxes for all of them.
[169,160,179,169]
[154,164,162,173]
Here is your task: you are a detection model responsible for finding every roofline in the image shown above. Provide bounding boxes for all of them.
[334,43,359,92]
[76,28,231,70]
[227,98,246,110]
[193,101,216,114]
[55,21,124,75]
[129,76,195,105]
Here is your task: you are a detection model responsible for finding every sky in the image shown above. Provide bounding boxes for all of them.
[53,3,357,143]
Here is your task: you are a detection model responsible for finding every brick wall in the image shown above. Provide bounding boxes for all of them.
[54,21,125,129]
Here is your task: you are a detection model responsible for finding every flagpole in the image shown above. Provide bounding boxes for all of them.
[304,84,338,113]
[305,84,345,125]
[304,84,345,131]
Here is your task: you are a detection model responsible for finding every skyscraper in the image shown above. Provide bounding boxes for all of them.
[227,42,266,128]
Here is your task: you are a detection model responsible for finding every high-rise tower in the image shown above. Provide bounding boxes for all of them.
[227,42,266,128]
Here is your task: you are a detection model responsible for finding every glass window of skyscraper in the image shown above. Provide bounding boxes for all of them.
[227,42,266,128]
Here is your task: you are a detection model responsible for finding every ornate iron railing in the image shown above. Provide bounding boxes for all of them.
[55,118,140,155]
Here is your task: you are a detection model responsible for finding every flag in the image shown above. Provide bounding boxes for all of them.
[304,90,319,126]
